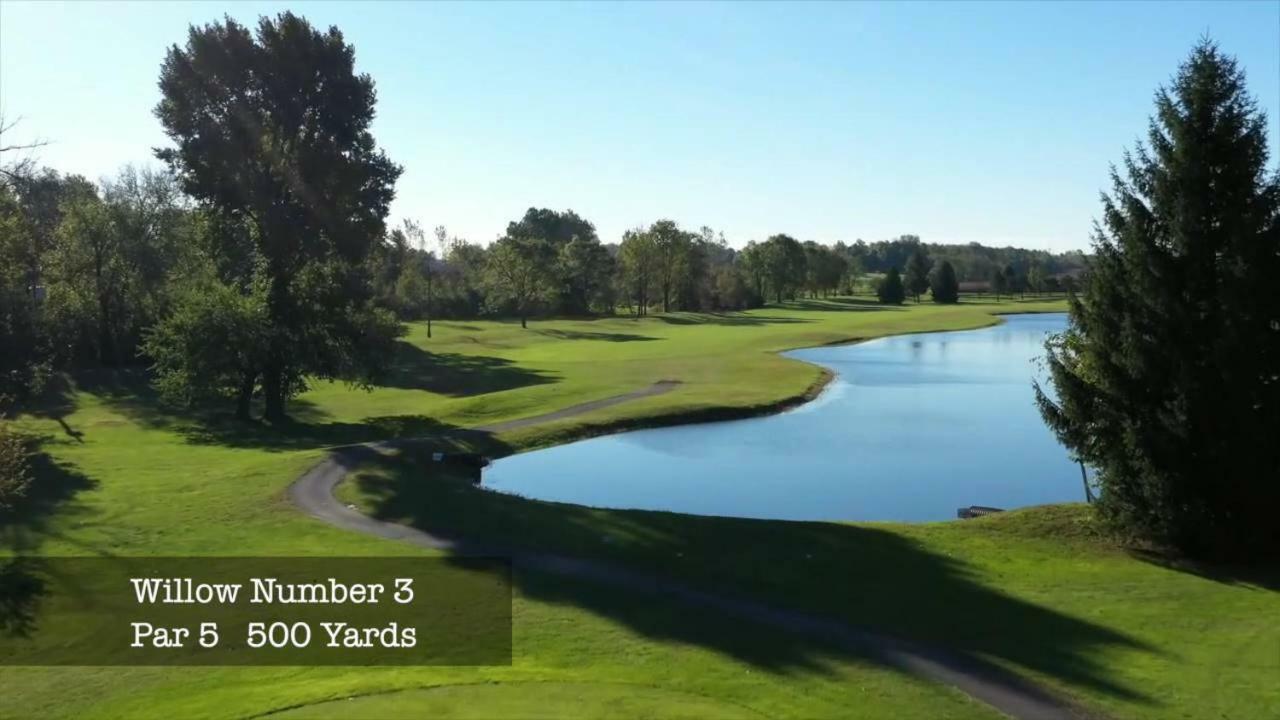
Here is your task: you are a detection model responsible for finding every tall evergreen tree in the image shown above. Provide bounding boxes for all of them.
[877,267,906,305]
[1002,264,1022,299]
[930,261,959,304]
[1035,40,1280,559]
[903,247,931,302]
[990,264,1009,300]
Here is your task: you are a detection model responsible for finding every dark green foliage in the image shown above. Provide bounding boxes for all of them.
[930,261,959,304]
[650,220,696,313]
[557,234,615,315]
[45,167,192,367]
[506,208,613,315]
[877,267,906,305]
[1036,40,1280,559]
[990,265,1009,300]
[154,11,402,420]
[145,280,268,419]
[615,220,745,315]
[1026,262,1046,296]
[803,241,848,298]
[841,234,1086,283]
[1002,264,1023,299]
[0,417,32,510]
[485,236,552,328]
[758,234,807,303]
[507,207,597,247]
[617,228,656,316]
[0,185,48,401]
[903,248,931,302]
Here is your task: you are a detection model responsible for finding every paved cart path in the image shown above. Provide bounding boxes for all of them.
[289,382,1095,720]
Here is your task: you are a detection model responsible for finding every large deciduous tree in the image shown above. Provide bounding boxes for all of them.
[650,219,694,312]
[762,234,806,303]
[0,183,47,401]
[485,236,550,328]
[557,234,614,315]
[903,247,931,303]
[505,208,611,315]
[144,280,268,420]
[153,12,402,420]
[1035,40,1280,559]
[618,228,657,316]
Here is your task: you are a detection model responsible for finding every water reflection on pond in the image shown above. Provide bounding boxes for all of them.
[484,313,1078,522]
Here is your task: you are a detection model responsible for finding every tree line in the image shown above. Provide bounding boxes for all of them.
[3,11,1089,426]
[4,14,1275,565]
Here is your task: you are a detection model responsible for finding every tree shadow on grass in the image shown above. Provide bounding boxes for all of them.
[0,444,98,551]
[0,441,99,638]
[348,449,1160,709]
[0,557,47,638]
[380,342,558,396]
[23,368,171,439]
[178,414,467,453]
[1128,548,1280,592]
[22,357,553,454]
[784,298,898,312]
[656,312,812,327]
[532,329,659,343]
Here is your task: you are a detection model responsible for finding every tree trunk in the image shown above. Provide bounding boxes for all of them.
[1079,461,1094,504]
[520,313,527,329]
[235,371,256,421]
[263,364,286,422]
[97,291,116,366]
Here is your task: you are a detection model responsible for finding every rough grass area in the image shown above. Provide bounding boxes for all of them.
[17,296,1264,720]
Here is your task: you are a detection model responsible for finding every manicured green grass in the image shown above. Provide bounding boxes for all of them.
[16,295,1231,720]
[343,450,1280,720]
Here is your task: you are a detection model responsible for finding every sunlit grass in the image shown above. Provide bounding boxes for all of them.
[0,297,1112,720]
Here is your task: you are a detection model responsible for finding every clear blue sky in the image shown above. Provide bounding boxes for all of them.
[2,1,1277,251]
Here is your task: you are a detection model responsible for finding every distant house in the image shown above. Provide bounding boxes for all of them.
[958,280,991,294]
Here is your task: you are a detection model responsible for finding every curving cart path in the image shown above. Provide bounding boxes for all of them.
[289,381,1095,720]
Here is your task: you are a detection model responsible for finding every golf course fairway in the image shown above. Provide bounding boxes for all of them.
[6,298,1277,720]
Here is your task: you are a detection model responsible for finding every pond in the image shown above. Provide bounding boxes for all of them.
[483,313,1083,522]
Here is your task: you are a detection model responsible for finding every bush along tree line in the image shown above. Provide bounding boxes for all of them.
[1036,40,1280,560]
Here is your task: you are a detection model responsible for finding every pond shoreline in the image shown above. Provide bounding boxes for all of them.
[502,308,1035,455]
[483,311,1076,523]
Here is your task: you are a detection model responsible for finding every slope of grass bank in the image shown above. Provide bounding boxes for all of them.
[342,451,1280,720]
[0,296,1173,720]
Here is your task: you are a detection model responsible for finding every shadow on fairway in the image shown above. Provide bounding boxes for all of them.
[656,312,812,326]
[1128,548,1280,592]
[178,414,470,452]
[0,445,99,637]
[350,450,1159,707]
[784,298,898,312]
[379,342,558,396]
[0,557,48,638]
[0,444,98,551]
[533,329,659,343]
[25,354,554,453]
